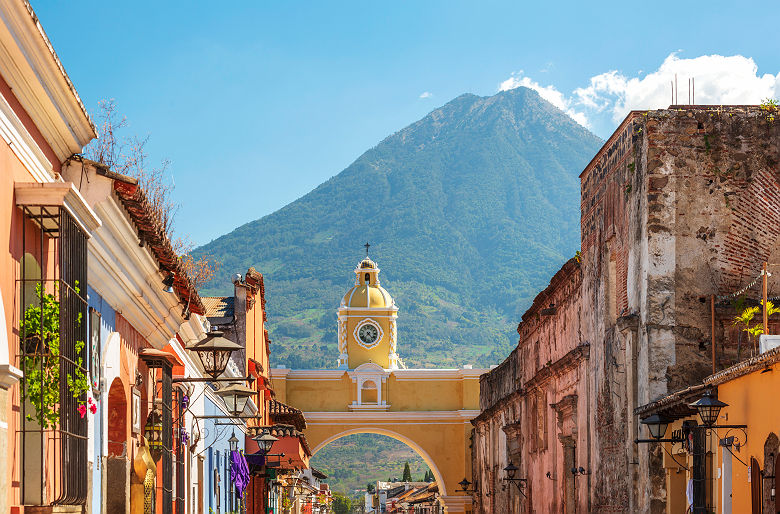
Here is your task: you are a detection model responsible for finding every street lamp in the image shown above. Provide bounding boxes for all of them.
[457,478,474,493]
[636,390,746,514]
[186,330,242,379]
[229,431,240,452]
[215,382,257,417]
[253,431,279,454]
[144,406,163,461]
[640,413,671,440]
[502,461,527,496]
[689,389,728,426]
[162,273,175,293]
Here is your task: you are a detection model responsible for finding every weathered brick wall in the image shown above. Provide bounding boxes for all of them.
[579,114,640,512]
[474,260,586,513]
[475,105,780,514]
[580,106,780,513]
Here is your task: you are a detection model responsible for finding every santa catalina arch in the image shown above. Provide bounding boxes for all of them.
[271,255,485,512]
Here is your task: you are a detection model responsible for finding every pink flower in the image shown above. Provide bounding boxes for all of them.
[78,405,87,418]
[89,403,97,414]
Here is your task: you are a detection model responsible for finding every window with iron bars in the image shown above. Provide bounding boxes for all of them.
[17,205,88,505]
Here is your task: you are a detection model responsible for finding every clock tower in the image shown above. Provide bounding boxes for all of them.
[337,253,399,369]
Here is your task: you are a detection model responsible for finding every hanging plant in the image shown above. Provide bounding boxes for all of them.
[20,282,91,429]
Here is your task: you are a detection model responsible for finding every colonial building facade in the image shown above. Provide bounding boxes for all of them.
[472,106,780,513]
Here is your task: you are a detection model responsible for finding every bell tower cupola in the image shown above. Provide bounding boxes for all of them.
[337,245,399,369]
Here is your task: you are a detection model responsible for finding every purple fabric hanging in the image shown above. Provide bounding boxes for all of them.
[230,450,251,496]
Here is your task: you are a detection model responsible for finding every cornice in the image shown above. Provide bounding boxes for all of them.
[0,83,52,181]
[15,181,101,235]
[392,368,486,380]
[270,367,487,381]
[303,409,480,423]
[87,197,186,348]
[0,1,95,161]
[271,369,346,381]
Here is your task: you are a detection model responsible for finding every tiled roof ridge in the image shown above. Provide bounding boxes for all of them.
[111,177,205,315]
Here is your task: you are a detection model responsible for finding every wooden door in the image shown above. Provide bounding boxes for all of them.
[751,457,762,514]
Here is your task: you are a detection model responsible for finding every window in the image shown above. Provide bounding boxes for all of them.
[18,206,88,505]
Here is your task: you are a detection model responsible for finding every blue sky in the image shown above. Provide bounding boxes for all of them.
[34,1,780,246]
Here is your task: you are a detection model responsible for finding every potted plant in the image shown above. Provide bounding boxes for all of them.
[20,282,92,429]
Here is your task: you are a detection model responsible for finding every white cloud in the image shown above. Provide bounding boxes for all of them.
[499,72,589,127]
[419,91,433,99]
[574,54,780,123]
[498,54,780,136]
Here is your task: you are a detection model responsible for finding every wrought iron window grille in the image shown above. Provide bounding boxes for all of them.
[17,205,88,505]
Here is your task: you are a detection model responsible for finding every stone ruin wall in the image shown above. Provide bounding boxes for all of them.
[474,105,780,514]
[473,261,584,513]
[580,106,780,513]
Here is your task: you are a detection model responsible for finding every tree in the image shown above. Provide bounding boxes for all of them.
[402,461,412,482]
[332,492,352,514]
[366,482,375,493]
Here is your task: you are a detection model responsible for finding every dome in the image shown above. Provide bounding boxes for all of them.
[341,284,394,309]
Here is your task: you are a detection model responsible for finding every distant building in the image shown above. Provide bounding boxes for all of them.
[472,105,780,513]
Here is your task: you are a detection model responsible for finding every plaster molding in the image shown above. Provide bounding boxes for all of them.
[0,363,23,389]
[303,409,480,422]
[393,368,486,380]
[0,85,52,181]
[270,367,291,379]
[348,403,391,411]
[0,1,96,161]
[15,181,102,235]
[87,198,186,348]
[272,369,345,380]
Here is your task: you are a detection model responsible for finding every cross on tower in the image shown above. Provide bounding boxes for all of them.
[364,242,371,256]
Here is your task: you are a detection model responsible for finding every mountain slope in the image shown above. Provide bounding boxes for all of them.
[194,87,602,368]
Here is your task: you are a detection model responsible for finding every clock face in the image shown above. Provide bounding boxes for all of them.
[358,323,379,346]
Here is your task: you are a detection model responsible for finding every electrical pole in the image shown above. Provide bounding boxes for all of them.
[764,262,769,335]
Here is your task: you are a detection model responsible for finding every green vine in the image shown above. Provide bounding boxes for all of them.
[20,282,90,429]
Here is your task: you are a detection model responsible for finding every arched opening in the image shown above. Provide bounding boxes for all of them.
[361,380,378,404]
[107,377,129,512]
[310,428,447,512]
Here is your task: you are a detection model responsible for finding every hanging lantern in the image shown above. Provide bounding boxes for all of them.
[253,431,279,454]
[215,383,257,417]
[640,413,671,440]
[185,331,242,379]
[689,389,728,426]
[144,407,163,461]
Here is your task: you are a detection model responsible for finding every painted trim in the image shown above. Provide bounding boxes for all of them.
[0,84,52,181]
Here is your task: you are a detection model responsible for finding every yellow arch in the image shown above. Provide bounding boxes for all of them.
[311,427,448,496]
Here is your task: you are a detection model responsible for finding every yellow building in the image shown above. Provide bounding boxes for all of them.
[338,257,399,370]
[636,344,780,514]
[271,255,486,513]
